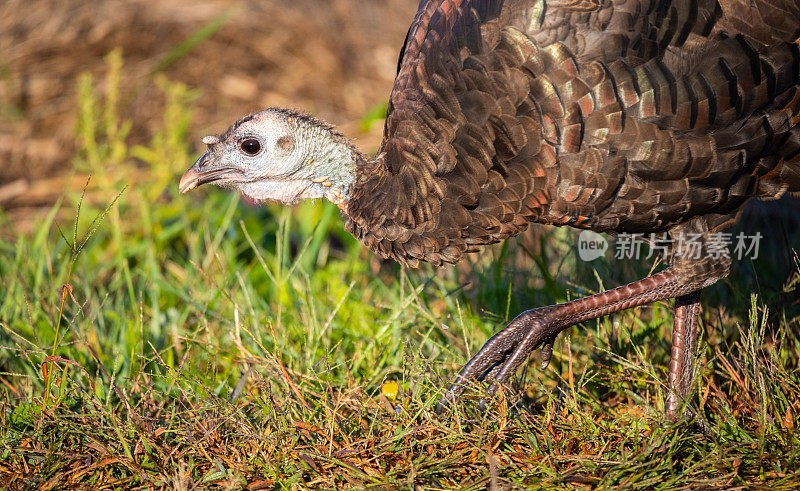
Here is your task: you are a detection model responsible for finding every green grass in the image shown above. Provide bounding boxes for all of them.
[1,55,800,489]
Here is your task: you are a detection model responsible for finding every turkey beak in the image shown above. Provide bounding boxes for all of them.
[179,153,227,194]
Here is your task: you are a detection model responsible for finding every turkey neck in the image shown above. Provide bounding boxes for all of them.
[299,118,426,265]
[329,148,389,216]
[282,114,386,215]
[286,117,373,210]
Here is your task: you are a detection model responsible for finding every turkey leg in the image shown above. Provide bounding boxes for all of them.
[665,291,702,420]
[437,268,708,416]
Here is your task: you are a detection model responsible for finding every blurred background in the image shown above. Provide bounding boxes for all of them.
[0,0,418,233]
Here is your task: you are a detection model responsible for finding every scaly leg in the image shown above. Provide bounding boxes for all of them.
[436,268,714,414]
[665,291,702,420]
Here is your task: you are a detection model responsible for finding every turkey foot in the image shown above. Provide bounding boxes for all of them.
[437,269,706,415]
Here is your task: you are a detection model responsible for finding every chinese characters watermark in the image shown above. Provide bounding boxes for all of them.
[577,231,762,262]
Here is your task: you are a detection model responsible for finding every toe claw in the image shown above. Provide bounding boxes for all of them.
[436,378,464,414]
[436,309,559,415]
[540,337,556,369]
[435,392,450,414]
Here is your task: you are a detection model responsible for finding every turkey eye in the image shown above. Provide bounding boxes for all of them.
[240,138,261,156]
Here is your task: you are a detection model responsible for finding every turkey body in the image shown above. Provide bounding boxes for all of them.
[342,0,800,416]
[346,0,800,268]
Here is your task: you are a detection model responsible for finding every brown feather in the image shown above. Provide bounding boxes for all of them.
[342,0,800,267]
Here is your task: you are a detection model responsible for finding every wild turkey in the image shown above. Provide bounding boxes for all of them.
[180,0,800,419]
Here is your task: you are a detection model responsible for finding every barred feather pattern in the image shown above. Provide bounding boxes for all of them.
[344,0,800,268]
